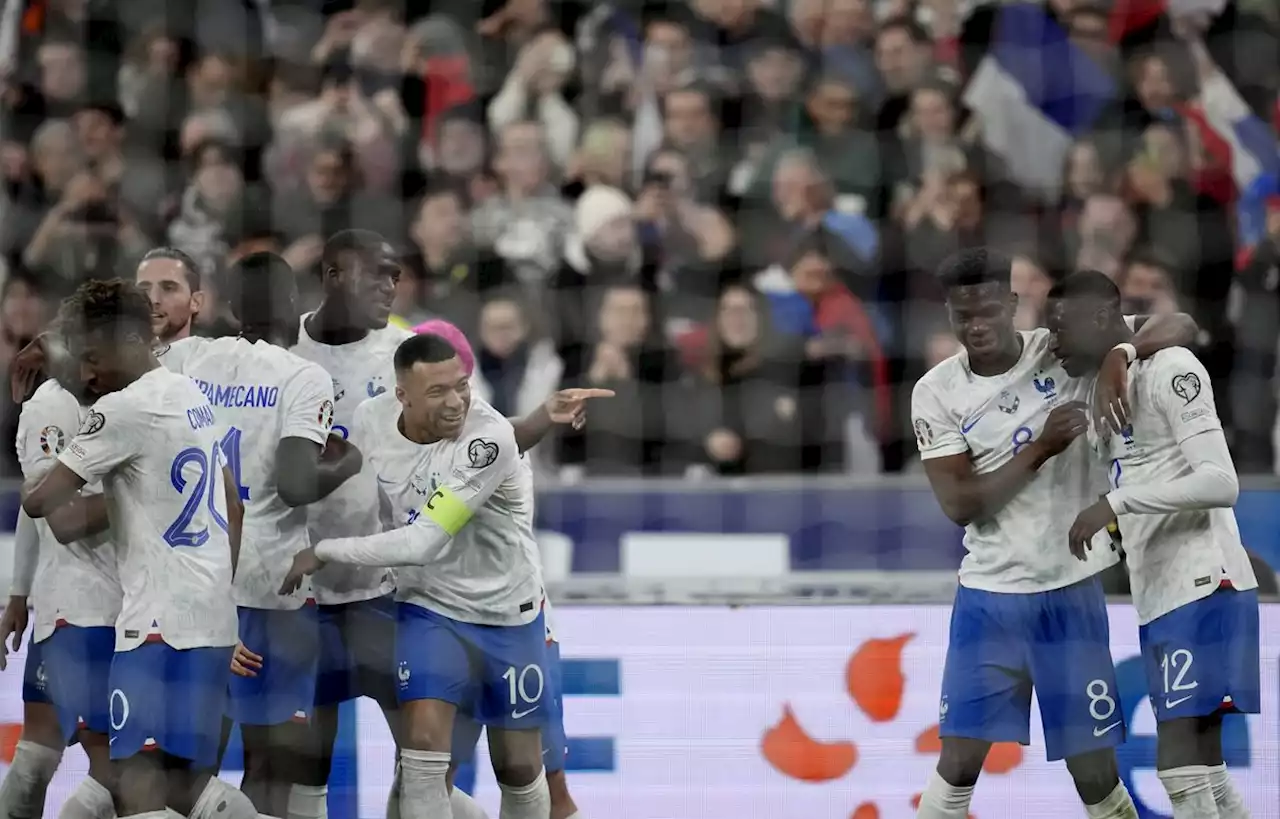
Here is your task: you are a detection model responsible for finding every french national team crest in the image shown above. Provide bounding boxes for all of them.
[1034,374,1057,400]
[467,438,499,468]
[39,425,65,456]
[997,390,1020,414]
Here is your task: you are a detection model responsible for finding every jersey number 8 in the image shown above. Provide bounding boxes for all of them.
[164,437,232,548]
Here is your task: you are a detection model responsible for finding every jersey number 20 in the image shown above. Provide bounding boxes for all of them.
[164,432,240,548]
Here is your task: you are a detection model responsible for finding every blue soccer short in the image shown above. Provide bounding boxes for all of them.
[108,642,233,767]
[22,636,50,706]
[940,577,1125,761]
[38,625,115,742]
[229,606,320,725]
[453,640,567,772]
[1140,587,1261,722]
[396,603,550,732]
[315,595,398,709]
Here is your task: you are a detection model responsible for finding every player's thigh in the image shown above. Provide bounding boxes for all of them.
[21,639,67,750]
[1027,577,1126,762]
[230,606,321,726]
[1141,588,1261,724]
[938,585,1033,747]
[473,613,551,736]
[346,595,400,710]
[396,604,472,750]
[314,603,359,707]
[450,712,485,767]
[108,642,232,769]
[43,625,115,745]
[541,642,568,775]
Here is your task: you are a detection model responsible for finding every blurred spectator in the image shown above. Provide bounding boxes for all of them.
[473,120,574,287]
[0,0,1278,480]
[398,181,515,336]
[473,294,563,422]
[555,281,682,476]
[680,282,832,474]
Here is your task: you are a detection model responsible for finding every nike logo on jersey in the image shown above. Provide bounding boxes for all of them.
[1165,695,1194,710]
[512,706,539,719]
[1093,721,1121,737]
[961,412,986,433]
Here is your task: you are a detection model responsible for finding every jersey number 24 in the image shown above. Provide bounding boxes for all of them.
[163,426,249,548]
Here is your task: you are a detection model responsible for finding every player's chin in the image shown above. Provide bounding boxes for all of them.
[437,413,465,435]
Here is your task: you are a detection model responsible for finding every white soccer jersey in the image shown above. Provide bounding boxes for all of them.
[14,380,121,643]
[318,394,544,626]
[57,367,238,652]
[290,315,412,604]
[1094,347,1257,624]
[160,336,335,608]
[911,328,1119,593]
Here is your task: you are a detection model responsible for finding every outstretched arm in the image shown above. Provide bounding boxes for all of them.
[509,388,615,454]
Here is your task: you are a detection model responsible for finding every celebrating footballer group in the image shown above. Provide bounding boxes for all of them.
[4,231,609,819]
[0,236,1260,819]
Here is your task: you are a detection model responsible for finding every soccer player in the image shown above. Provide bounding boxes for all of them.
[278,333,552,819]
[20,279,257,819]
[136,246,206,343]
[0,368,121,819]
[287,230,415,818]
[410,318,597,819]
[1050,270,1257,819]
[910,248,1198,819]
[157,252,364,817]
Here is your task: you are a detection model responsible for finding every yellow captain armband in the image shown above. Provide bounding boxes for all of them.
[421,486,472,536]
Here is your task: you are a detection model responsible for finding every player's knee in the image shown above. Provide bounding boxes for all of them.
[190,775,258,819]
[402,700,454,753]
[1064,748,1120,805]
[491,754,543,789]
[935,737,990,788]
[20,703,65,751]
[113,754,167,814]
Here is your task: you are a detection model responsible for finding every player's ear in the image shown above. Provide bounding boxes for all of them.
[1006,289,1019,314]
[190,289,207,315]
[394,384,407,405]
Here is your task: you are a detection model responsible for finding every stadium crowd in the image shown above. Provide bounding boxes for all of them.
[0,0,1279,479]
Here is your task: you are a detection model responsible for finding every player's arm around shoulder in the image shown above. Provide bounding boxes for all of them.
[1106,348,1237,515]
[20,390,136,540]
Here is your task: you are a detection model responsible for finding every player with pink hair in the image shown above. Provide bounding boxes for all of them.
[412,320,476,377]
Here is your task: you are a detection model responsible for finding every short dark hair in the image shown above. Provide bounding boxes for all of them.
[1049,269,1121,306]
[937,247,1012,290]
[223,252,295,325]
[394,333,460,372]
[879,16,931,45]
[57,278,153,342]
[323,229,391,272]
[140,246,202,292]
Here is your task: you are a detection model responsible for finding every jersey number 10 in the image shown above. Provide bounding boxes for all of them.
[163,426,249,548]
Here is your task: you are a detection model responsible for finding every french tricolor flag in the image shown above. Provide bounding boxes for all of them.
[962,3,1116,200]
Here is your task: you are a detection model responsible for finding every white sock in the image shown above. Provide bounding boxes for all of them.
[0,740,62,819]
[449,789,490,819]
[190,776,259,819]
[562,813,582,819]
[400,749,452,819]
[498,768,549,819]
[1206,764,1250,818]
[129,812,170,819]
[915,770,974,819]
[58,776,116,819]
[385,763,401,819]
[1084,781,1140,819]
[1160,766,1222,819]
[287,786,328,819]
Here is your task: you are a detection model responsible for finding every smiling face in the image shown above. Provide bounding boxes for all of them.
[1046,295,1109,377]
[396,354,471,440]
[945,281,1018,367]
